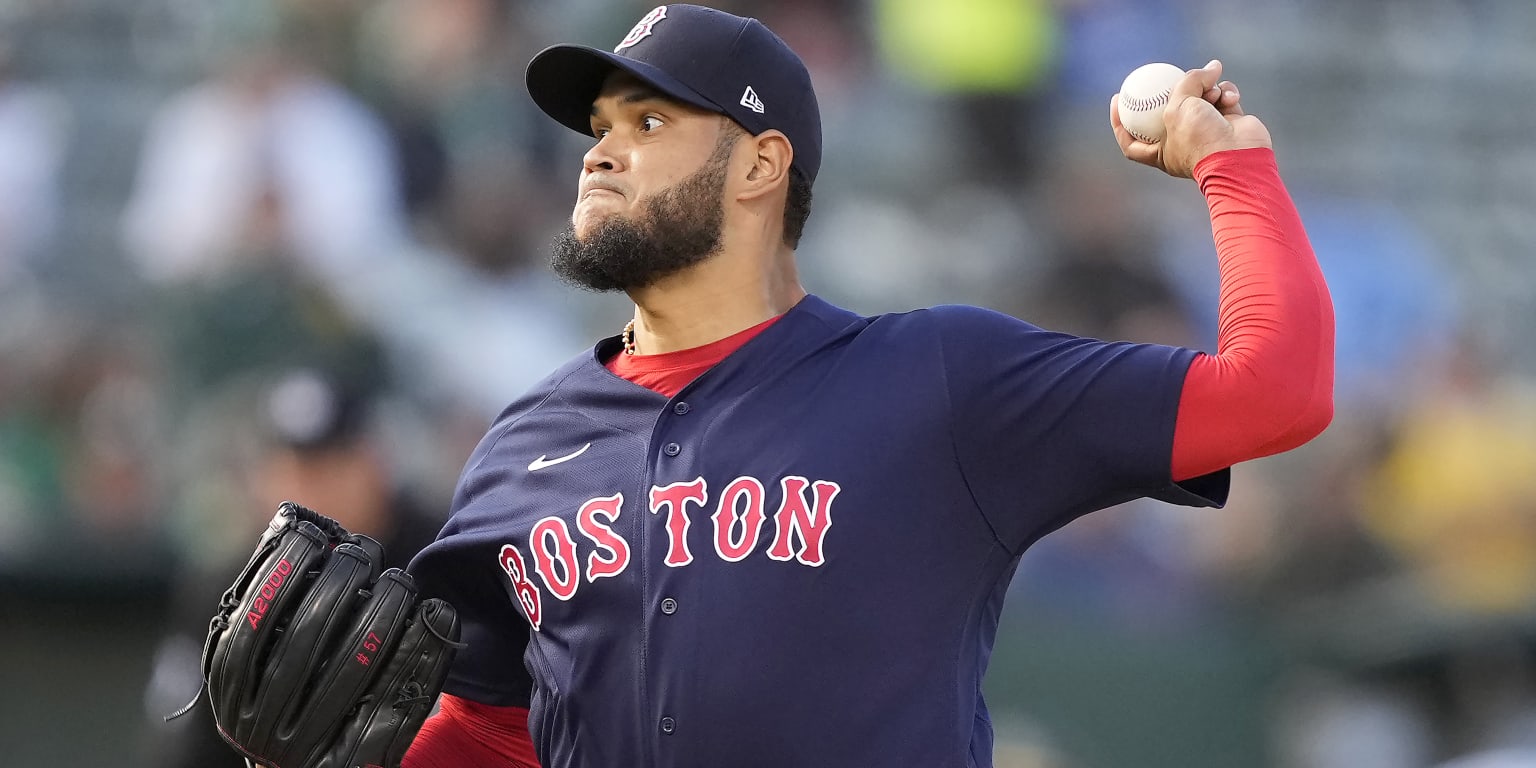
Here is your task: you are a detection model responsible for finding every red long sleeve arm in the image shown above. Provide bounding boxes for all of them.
[404,694,541,768]
[1170,148,1334,482]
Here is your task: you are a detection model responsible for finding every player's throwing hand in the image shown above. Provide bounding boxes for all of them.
[1111,59,1272,178]
[396,6,1335,766]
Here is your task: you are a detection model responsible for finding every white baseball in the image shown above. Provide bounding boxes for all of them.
[1117,62,1185,143]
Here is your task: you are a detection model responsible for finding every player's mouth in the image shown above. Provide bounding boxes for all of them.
[580,181,626,201]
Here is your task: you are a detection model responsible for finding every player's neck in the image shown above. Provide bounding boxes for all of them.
[625,241,803,355]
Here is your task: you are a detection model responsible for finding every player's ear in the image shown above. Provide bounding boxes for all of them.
[737,128,792,201]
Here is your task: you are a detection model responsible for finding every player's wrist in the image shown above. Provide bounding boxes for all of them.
[1192,144,1277,187]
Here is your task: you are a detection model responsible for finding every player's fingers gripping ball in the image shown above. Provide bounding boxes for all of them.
[1117,62,1186,143]
[183,502,463,768]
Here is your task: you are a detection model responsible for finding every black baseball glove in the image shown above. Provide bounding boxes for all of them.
[172,501,461,768]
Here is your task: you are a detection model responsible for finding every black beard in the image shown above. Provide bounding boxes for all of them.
[551,140,731,292]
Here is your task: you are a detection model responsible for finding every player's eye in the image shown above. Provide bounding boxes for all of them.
[592,126,610,140]
[640,115,664,132]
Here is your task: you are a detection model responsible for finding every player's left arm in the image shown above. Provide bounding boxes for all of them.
[1113,60,1335,481]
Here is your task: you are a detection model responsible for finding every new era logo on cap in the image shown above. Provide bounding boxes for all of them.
[616,6,667,51]
[740,86,765,114]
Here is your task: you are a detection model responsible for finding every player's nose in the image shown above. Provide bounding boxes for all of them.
[582,134,624,175]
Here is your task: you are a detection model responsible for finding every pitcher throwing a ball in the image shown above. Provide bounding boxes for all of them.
[395,5,1333,767]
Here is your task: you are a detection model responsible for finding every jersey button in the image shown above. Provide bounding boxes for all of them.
[660,597,677,615]
[673,401,691,415]
[663,442,681,457]
[660,716,676,734]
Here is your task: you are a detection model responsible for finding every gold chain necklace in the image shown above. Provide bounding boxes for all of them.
[622,319,637,355]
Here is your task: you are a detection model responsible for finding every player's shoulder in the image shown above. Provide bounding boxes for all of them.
[459,347,608,464]
[864,302,1047,339]
[794,299,1058,363]
[927,302,1042,327]
[490,346,604,419]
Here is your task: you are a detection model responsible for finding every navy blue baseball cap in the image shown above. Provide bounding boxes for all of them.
[525,4,822,183]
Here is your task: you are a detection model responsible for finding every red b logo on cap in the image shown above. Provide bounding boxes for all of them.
[616,6,667,52]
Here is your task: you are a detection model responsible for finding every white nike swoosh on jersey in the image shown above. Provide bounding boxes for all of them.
[528,443,592,472]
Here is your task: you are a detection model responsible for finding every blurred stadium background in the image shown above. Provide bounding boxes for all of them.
[3,0,1535,766]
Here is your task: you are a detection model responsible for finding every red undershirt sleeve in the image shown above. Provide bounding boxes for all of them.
[404,693,541,768]
[1171,147,1335,482]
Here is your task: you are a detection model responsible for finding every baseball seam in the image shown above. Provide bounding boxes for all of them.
[1120,89,1170,113]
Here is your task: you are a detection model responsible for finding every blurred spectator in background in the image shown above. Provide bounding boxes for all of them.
[0,36,64,290]
[1011,140,1195,347]
[250,368,442,543]
[0,313,165,582]
[119,3,404,288]
[1363,341,1536,618]
[355,0,563,250]
[140,366,445,768]
[1268,338,1536,767]
[343,0,597,419]
[0,36,70,567]
[871,0,1058,190]
[267,0,371,87]
[120,0,590,422]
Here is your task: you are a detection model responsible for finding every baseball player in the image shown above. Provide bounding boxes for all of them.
[400,5,1335,767]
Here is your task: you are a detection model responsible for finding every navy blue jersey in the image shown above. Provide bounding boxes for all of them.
[409,295,1229,768]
